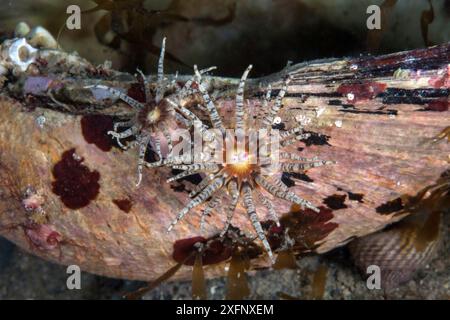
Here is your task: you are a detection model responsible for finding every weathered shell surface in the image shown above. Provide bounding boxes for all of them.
[0,35,448,281]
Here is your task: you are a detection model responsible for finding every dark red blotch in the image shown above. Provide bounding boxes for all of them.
[52,149,100,209]
[113,198,133,213]
[127,82,146,103]
[348,191,364,203]
[263,221,285,250]
[376,197,404,214]
[323,194,348,210]
[425,99,449,112]
[81,115,114,152]
[172,236,232,266]
[337,82,387,102]
[273,206,338,252]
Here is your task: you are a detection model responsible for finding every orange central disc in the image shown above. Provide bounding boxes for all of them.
[223,155,258,180]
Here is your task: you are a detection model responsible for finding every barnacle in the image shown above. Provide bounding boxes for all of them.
[0,37,37,75]
[155,65,334,261]
[86,38,215,186]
